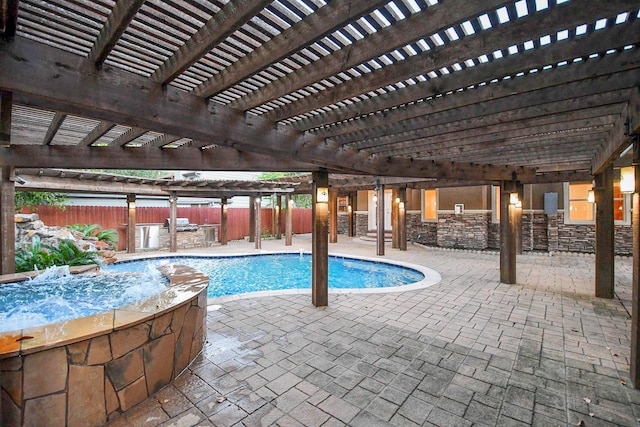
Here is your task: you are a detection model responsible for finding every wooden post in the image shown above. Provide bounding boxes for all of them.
[399,187,407,251]
[169,191,177,253]
[500,181,517,284]
[220,197,228,245]
[376,183,385,256]
[285,194,293,246]
[348,192,356,237]
[595,164,614,299]
[249,195,256,242]
[391,188,399,249]
[312,170,329,307]
[275,195,282,239]
[0,167,15,274]
[329,190,338,243]
[126,193,136,254]
[630,140,640,387]
[255,196,261,249]
[0,90,12,144]
[516,182,524,255]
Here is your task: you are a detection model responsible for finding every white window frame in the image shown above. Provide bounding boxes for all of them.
[563,182,630,225]
[491,185,500,224]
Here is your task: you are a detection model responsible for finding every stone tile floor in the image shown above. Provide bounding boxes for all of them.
[106,235,640,426]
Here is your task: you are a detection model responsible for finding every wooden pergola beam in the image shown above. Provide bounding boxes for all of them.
[193,0,389,98]
[0,89,11,144]
[0,38,534,181]
[80,121,116,146]
[302,31,640,138]
[42,112,66,145]
[112,126,147,147]
[263,0,639,123]
[88,0,145,68]
[232,0,511,111]
[151,0,271,85]
[0,0,19,39]
[0,145,319,171]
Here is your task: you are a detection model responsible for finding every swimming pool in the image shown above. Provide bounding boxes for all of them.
[103,252,438,299]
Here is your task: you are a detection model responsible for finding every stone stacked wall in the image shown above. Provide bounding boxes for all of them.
[1,289,207,426]
[339,211,632,255]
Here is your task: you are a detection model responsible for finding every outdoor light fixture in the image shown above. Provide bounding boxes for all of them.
[316,187,329,203]
[399,201,405,210]
[509,192,519,205]
[587,189,595,203]
[620,166,635,193]
[373,194,378,203]
[14,176,26,185]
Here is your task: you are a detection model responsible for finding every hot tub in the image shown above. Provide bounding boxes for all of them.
[0,264,208,426]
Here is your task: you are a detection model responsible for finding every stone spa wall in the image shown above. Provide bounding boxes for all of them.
[0,264,208,427]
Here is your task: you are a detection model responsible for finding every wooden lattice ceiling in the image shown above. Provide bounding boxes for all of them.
[0,0,639,185]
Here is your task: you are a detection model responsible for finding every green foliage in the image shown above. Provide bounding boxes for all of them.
[15,237,99,273]
[67,223,101,236]
[96,229,119,244]
[15,192,67,211]
[89,169,168,179]
[68,224,119,245]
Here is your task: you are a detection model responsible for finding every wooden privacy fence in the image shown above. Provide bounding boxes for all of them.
[21,206,312,250]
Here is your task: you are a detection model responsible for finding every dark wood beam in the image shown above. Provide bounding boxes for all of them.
[346,79,634,150]
[146,133,182,148]
[0,166,15,273]
[592,87,640,174]
[0,89,11,144]
[312,170,329,307]
[264,1,640,122]
[193,0,389,98]
[595,164,614,298]
[302,30,640,138]
[112,126,147,147]
[0,38,534,181]
[88,0,145,68]
[232,0,511,111]
[16,174,169,195]
[0,0,19,39]
[151,0,271,84]
[42,112,66,145]
[80,121,116,146]
[0,145,320,171]
[374,112,620,157]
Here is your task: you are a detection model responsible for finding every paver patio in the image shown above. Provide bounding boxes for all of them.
[106,235,640,426]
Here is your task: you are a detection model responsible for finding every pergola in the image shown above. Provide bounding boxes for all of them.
[0,0,639,381]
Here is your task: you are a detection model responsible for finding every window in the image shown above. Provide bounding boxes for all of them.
[566,183,594,223]
[492,185,500,222]
[422,189,437,221]
[614,181,626,222]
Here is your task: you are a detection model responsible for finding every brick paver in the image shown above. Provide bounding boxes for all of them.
[106,236,640,426]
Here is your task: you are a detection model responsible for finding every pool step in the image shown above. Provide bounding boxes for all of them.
[360,231,393,242]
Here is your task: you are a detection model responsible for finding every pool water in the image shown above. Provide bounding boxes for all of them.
[104,253,425,298]
[0,267,168,333]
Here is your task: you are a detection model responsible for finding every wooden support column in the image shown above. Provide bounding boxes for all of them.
[348,192,356,237]
[275,195,282,239]
[169,191,177,252]
[0,90,12,144]
[500,181,518,284]
[126,193,136,254]
[312,170,329,307]
[255,196,262,249]
[595,163,615,299]
[376,183,385,256]
[220,197,228,245]
[329,190,338,243]
[249,195,256,242]
[630,140,640,387]
[391,188,399,249]
[399,187,407,251]
[0,167,15,274]
[285,194,293,246]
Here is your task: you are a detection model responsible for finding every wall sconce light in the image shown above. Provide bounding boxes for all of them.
[621,166,635,193]
[373,194,378,203]
[316,187,329,203]
[515,200,522,209]
[128,201,136,209]
[587,189,595,203]
[347,205,352,212]
[395,197,400,203]
[256,197,261,204]
[14,176,26,185]
[399,201,405,210]
[509,193,519,205]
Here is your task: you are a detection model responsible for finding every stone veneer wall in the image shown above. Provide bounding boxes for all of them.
[437,212,490,250]
[407,211,437,246]
[355,211,369,236]
[337,212,349,234]
[1,271,207,427]
[135,225,218,252]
